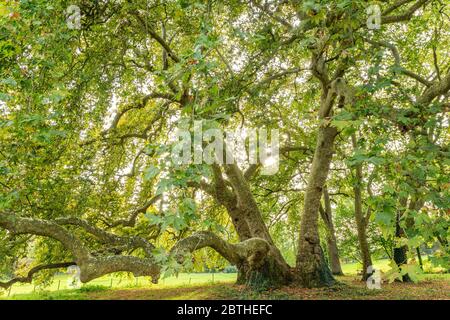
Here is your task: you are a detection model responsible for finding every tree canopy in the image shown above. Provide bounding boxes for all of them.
[0,0,448,290]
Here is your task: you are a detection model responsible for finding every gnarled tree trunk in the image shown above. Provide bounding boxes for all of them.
[295,125,337,287]
[172,231,287,289]
[207,163,292,288]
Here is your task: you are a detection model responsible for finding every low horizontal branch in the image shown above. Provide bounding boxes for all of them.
[0,262,75,289]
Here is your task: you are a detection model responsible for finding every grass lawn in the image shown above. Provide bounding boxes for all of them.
[341,259,391,275]
[1,272,237,299]
[1,260,448,300]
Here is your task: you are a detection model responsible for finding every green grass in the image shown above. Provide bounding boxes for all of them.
[341,259,392,274]
[1,272,237,299]
[1,259,448,300]
[341,257,448,278]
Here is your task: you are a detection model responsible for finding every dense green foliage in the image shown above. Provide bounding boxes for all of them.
[0,0,448,291]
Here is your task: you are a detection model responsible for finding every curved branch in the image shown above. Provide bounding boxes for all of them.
[364,38,431,86]
[107,195,162,228]
[79,255,160,283]
[80,99,173,147]
[0,212,91,262]
[108,93,175,132]
[171,231,271,268]
[54,217,156,255]
[250,0,293,29]
[383,0,415,16]
[417,71,450,105]
[280,145,313,155]
[381,0,430,24]
[0,262,76,289]
[244,164,260,181]
[118,149,145,178]
[0,213,276,286]
[0,212,160,283]
[187,180,215,197]
[252,67,309,91]
[132,11,180,63]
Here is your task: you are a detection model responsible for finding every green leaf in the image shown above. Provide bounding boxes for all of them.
[375,210,395,228]
[173,215,187,231]
[0,77,17,87]
[385,260,402,283]
[145,213,163,225]
[400,264,422,283]
[0,92,12,101]
[144,165,160,181]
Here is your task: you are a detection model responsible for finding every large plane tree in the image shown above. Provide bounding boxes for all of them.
[1,0,448,290]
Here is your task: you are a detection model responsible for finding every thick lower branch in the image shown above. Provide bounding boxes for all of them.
[0,212,278,287]
[55,217,155,255]
[171,231,271,268]
[0,211,160,283]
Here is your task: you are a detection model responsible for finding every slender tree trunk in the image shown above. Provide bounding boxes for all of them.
[327,232,343,275]
[354,174,372,281]
[320,187,344,275]
[394,196,425,282]
[394,208,412,282]
[416,247,423,270]
[408,198,425,272]
[351,134,373,281]
[295,126,337,287]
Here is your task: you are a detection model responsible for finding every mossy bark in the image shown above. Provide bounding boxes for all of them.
[236,246,292,289]
[295,126,338,288]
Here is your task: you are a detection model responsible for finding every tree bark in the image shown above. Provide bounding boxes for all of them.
[295,125,337,287]
[416,247,423,270]
[0,262,75,289]
[319,187,344,275]
[0,210,290,289]
[221,164,292,288]
[351,134,373,281]
[200,164,292,288]
[394,208,412,282]
[0,212,161,283]
[394,196,424,282]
